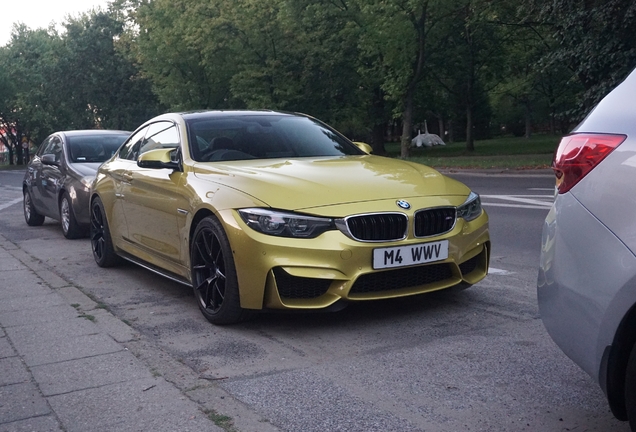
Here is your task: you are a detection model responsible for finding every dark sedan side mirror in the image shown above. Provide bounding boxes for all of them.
[137,148,180,170]
[41,154,60,166]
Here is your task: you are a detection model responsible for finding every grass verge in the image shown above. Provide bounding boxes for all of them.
[385,134,558,169]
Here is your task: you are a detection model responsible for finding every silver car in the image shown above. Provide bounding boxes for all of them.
[23,130,129,238]
[538,68,636,430]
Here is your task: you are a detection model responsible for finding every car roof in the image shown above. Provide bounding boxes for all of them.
[574,67,636,135]
[58,130,131,137]
[179,110,299,122]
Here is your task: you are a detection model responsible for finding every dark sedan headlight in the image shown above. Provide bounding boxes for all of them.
[238,208,335,238]
[457,191,482,221]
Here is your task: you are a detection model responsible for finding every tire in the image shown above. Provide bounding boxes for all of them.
[90,197,121,267]
[23,189,45,226]
[60,192,83,239]
[190,216,249,325]
[626,342,636,431]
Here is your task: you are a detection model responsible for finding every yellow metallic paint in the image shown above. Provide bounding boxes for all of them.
[92,112,490,315]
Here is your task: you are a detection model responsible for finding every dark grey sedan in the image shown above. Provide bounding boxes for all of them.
[23,130,129,238]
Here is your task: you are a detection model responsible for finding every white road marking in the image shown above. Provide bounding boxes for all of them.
[481,194,553,210]
[0,197,23,211]
[489,267,514,275]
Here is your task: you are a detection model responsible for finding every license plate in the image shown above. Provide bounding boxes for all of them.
[373,240,449,269]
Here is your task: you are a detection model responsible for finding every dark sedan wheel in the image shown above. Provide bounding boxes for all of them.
[190,216,248,325]
[23,189,45,226]
[60,192,83,239]
[90,197,120,267]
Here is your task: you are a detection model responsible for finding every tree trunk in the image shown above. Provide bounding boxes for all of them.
[524,101,532,139]
[401,92,414,158]
[465,104,474,152]
[372,122,387,155]
[438,118,444,140]
[16,145,24,165]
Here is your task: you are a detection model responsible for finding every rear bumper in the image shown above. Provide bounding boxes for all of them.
[538,192,636,382]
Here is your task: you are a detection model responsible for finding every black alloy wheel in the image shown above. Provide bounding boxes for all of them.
[90,197,120,267]
[190,216,247,325]
[23,189,45,226]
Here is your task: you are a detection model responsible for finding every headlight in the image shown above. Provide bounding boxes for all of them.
[456,191,482,221]
[238,208,335,238]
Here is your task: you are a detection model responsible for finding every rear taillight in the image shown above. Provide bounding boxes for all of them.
[553,133,627,194]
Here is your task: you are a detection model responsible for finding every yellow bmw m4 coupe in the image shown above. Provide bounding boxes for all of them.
[90,111,490,324]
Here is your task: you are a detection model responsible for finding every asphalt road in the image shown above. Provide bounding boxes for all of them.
[0,168,629,432]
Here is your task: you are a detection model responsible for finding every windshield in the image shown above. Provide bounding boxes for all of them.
[187,114,363,162]
[68,134,129,163]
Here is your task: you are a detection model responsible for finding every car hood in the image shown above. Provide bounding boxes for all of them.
[192,155,470,211]
[69,162,101,177]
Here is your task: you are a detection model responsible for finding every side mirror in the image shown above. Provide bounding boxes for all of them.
[137,148,180,170]
[41,154,59,166]
[353,142,373,154]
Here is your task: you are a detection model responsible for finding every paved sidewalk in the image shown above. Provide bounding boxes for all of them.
[0,234,223,432]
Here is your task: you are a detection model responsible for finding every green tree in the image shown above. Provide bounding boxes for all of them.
[522,0,636,117]
[1,25,67,150]
[59,10,162,130]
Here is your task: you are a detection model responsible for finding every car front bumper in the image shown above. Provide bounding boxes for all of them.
[218,207,490,311]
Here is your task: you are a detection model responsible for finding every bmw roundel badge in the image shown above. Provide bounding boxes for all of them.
[396,200,411,210]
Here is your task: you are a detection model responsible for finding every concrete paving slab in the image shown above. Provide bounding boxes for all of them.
[0,304,79,328]
[0,415,62,432]
[31,350,153,396]
[0,270,49,299]
[90,308,139,343]
[55,287,97,310]
[0,357,30,386]
[0,383,50,424]
[5,317,98,347]
[0,293,66,313]
[12,332,124,367]
[48,378,221,432]
[0,255,22,271]
[3,248,44,270]
[31,270,70,289]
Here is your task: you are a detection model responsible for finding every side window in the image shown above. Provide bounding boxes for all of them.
[118,126,149,161]
[139,122,179,156]
[37,137,53,157]
[42,136,63,163]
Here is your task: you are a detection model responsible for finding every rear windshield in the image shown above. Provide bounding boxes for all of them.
[186,115,362,162]
[68,134,129,163]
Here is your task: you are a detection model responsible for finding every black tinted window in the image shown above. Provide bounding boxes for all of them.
[68,134,128,163]
[187,115,362,162]
[42,137,64,163]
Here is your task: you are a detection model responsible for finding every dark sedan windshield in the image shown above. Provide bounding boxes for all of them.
[187,114,363,162]
[68,134,128,163]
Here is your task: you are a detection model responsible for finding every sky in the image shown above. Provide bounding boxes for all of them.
[1,0,111,46]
